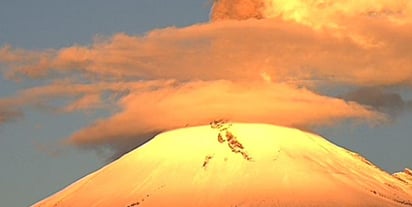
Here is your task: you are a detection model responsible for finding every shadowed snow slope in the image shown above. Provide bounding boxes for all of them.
[34,123,412,207]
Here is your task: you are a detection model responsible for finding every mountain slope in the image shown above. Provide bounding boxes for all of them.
[394,169,412,188]
[34,123,412,207]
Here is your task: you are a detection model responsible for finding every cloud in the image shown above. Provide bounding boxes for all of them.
[0,100,22,125]
[0,109,22,125]
[342,87,412,116]
[0,80,174,110]
[211,0,265,21]
[66,80,382,160]
[2,19,412,86]
[67,80,381,145]
[1,0,411,159]
[212,0,412,27]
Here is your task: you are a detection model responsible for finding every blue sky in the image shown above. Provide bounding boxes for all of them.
[0,1,411,207]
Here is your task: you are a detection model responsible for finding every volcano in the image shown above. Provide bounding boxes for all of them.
[33,123,412,207]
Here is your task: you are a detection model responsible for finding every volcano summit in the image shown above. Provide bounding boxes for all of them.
[34,123,412,207]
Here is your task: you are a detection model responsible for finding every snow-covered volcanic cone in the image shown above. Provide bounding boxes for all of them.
[34,123,412,207]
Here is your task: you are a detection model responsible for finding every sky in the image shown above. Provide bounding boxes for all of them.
[0,0,411,206]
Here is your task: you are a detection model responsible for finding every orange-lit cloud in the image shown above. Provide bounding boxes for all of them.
[212,0,412,26]
[0,80,175,115]
[0,108,22,124]
[211,0,265,21]
[0,98,22,124]
[1,0,411,158]
[2,19,412,86]
[67,80,381,146]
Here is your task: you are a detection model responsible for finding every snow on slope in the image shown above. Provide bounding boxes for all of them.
[33,123,412,207]
[394,169,412,188]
